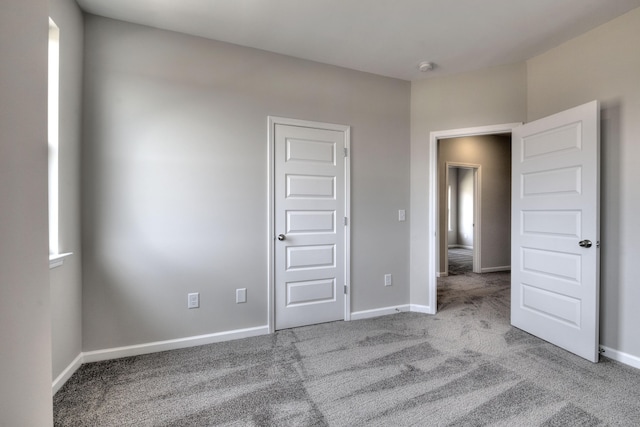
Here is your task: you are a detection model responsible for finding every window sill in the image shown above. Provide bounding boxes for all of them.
[49,252,73,269]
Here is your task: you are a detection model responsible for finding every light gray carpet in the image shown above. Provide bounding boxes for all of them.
[54,272,640,426]
[448,247,473,275]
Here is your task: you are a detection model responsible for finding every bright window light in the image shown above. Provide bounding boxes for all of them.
[448,185,452,232]
[49,18,59,255]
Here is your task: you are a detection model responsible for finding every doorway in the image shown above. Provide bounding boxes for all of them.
[442,163,481,276]
[437,134,512,282]
[427,102,600,363]
[427,123,520,314]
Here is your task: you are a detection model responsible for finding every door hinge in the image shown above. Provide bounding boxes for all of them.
[344,147,348,157]
[344,285,348,294]
[344,217,348,226]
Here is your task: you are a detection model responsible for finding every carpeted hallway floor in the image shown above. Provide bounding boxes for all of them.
[54,272,640,426]
[448,247,473,275]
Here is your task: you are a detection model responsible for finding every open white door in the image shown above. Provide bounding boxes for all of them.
[511,100,600,362]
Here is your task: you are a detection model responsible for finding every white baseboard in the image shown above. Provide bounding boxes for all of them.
[600,345,640,369]
[350,304,437,320]
[410,304,434,315]
[52,353,83,395]
[481,265,511,273]
[437,272,448,277]
[53,317,640,399]
[53,325,270,393]
[83,325,270,363]
[350,305,410,320]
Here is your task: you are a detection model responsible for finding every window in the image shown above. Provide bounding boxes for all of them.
[48,18,59,256]
[48,18,71,268]
[448,184,452,231]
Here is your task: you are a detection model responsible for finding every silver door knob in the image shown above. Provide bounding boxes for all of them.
[579,239,592,248]
[277,234,286,241]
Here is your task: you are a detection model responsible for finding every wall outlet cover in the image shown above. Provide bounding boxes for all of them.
[188,292,199,309]
[384,274,393,286]
[236,288,247,304]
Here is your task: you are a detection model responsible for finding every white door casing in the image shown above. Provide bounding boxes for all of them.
[511,100,600,362]
[428,123,520,314]
[268,117,350,331]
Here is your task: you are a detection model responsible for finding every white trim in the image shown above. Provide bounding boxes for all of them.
[344,125,351,322]
[437,272,448,278]
[600,346,640,370]
[267,118,276,333]
[351,304,435,320]
[409,304,432,314]
[481,266,511,273]
[83,325,269,363]
[351,305,410,321]
[428,123,521,315]
[49,252,73,269]
[49,324,640,396]
[267,116,351,332]
[52,353,83,395]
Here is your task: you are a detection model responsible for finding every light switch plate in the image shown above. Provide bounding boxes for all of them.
[399,210,406,221]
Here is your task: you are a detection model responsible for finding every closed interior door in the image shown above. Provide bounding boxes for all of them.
[274,122,348,330]
[511,100,600,362]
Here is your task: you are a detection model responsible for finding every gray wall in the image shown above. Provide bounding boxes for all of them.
[438,136,511,273]
[82,16,411,351]
[410,63,527,306]
[527,7,640,359]
[0,0,53,424]
[50,0,84,384]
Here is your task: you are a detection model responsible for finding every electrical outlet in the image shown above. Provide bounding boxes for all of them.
[236,288,247,304]
[187,292,199,309]
[398,209,406,221]
[384,274,392,287]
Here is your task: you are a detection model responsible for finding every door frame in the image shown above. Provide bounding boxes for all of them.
[428,123,521,314]
[267,116,351,333]
[443,162,482,275]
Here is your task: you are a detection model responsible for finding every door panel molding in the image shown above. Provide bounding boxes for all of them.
[511,100,600,362]
[268,116,350,333]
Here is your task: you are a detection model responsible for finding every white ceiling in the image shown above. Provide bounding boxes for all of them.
[75,0,640,81]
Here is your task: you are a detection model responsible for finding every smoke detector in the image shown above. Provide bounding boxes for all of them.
[418,61,435,72]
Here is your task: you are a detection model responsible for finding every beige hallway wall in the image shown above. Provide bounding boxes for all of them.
[438,135,511,273]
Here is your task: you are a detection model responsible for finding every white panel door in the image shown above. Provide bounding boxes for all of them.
[512,100,600,362]
[275,123,347,330]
